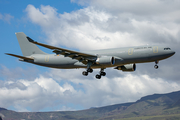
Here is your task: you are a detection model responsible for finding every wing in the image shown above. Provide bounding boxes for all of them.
[27,37,97,64]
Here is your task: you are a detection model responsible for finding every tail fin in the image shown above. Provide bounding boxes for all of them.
[16,32,46,56]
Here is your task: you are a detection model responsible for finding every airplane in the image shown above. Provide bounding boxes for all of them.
[6,32,175,79]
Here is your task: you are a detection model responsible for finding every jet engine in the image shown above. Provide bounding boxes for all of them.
[115,64,136,72]
[96,56,115,66]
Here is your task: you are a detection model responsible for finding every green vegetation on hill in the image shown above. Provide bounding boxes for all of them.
[116,113,180,120]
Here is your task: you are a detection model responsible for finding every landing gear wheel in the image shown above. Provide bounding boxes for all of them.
[82,71,88,76]
[87,68,93,73]
[100,72,106,76]
[154,65,158,69]
[96,74,101,79]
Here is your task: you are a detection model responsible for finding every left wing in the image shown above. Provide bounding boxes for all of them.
[27,37,97,64]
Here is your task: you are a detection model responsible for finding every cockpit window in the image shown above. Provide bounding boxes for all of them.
[164,48,171,50]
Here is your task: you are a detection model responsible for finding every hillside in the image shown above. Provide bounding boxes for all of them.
[1,90,180,120]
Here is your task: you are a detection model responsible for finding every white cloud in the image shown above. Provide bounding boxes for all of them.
[0,13,14,24]
[25,4,180,51]
[25,5,143,50]
[0,65,39,81]
[0,68,180,112]
[0,13,2,19]
[2,1,179,112]
[25,5,59,28]
[24,3,180,80]
[0,75,84,111]
[72,0,180,16]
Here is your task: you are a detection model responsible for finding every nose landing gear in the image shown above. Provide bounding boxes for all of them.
[154,65,158,69]
[154,61,159,69]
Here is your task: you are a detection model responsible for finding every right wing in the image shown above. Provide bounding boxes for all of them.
[27,37,97,64]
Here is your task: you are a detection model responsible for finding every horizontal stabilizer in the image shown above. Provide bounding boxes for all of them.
[5,53,34,60]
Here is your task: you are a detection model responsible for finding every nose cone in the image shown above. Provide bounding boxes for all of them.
[171,51,175,56]
[164,50,175,59]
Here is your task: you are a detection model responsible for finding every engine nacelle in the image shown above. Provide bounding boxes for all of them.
[96,56,115,66]
[116,64,136,72]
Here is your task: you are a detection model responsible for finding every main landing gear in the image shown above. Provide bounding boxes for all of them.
[154,61,159,69]
[95,69,106,79]
[82,68,93,76]
[82,61,106,79]
[82,68,106,79]
[82,61,94,76]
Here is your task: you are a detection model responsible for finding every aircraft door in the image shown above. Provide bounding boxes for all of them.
[45,55,49,62]
[128,48,133,55]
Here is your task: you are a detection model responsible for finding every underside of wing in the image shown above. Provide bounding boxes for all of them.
[27,37,97,64]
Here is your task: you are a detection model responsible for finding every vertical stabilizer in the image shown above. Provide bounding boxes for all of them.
[16,32,46,56]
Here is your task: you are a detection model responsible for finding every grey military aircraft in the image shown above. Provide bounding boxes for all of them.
[6,32,175,79]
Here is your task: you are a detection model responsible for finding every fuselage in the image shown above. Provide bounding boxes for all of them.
[6,32,176,79]
[28,45,175,69]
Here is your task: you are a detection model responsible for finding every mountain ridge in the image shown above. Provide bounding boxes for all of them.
[1,90,180,120]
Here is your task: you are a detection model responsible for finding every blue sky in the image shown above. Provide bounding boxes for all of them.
[0,0,84,111]
[0,0,82,68]
[0,0,180,112]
